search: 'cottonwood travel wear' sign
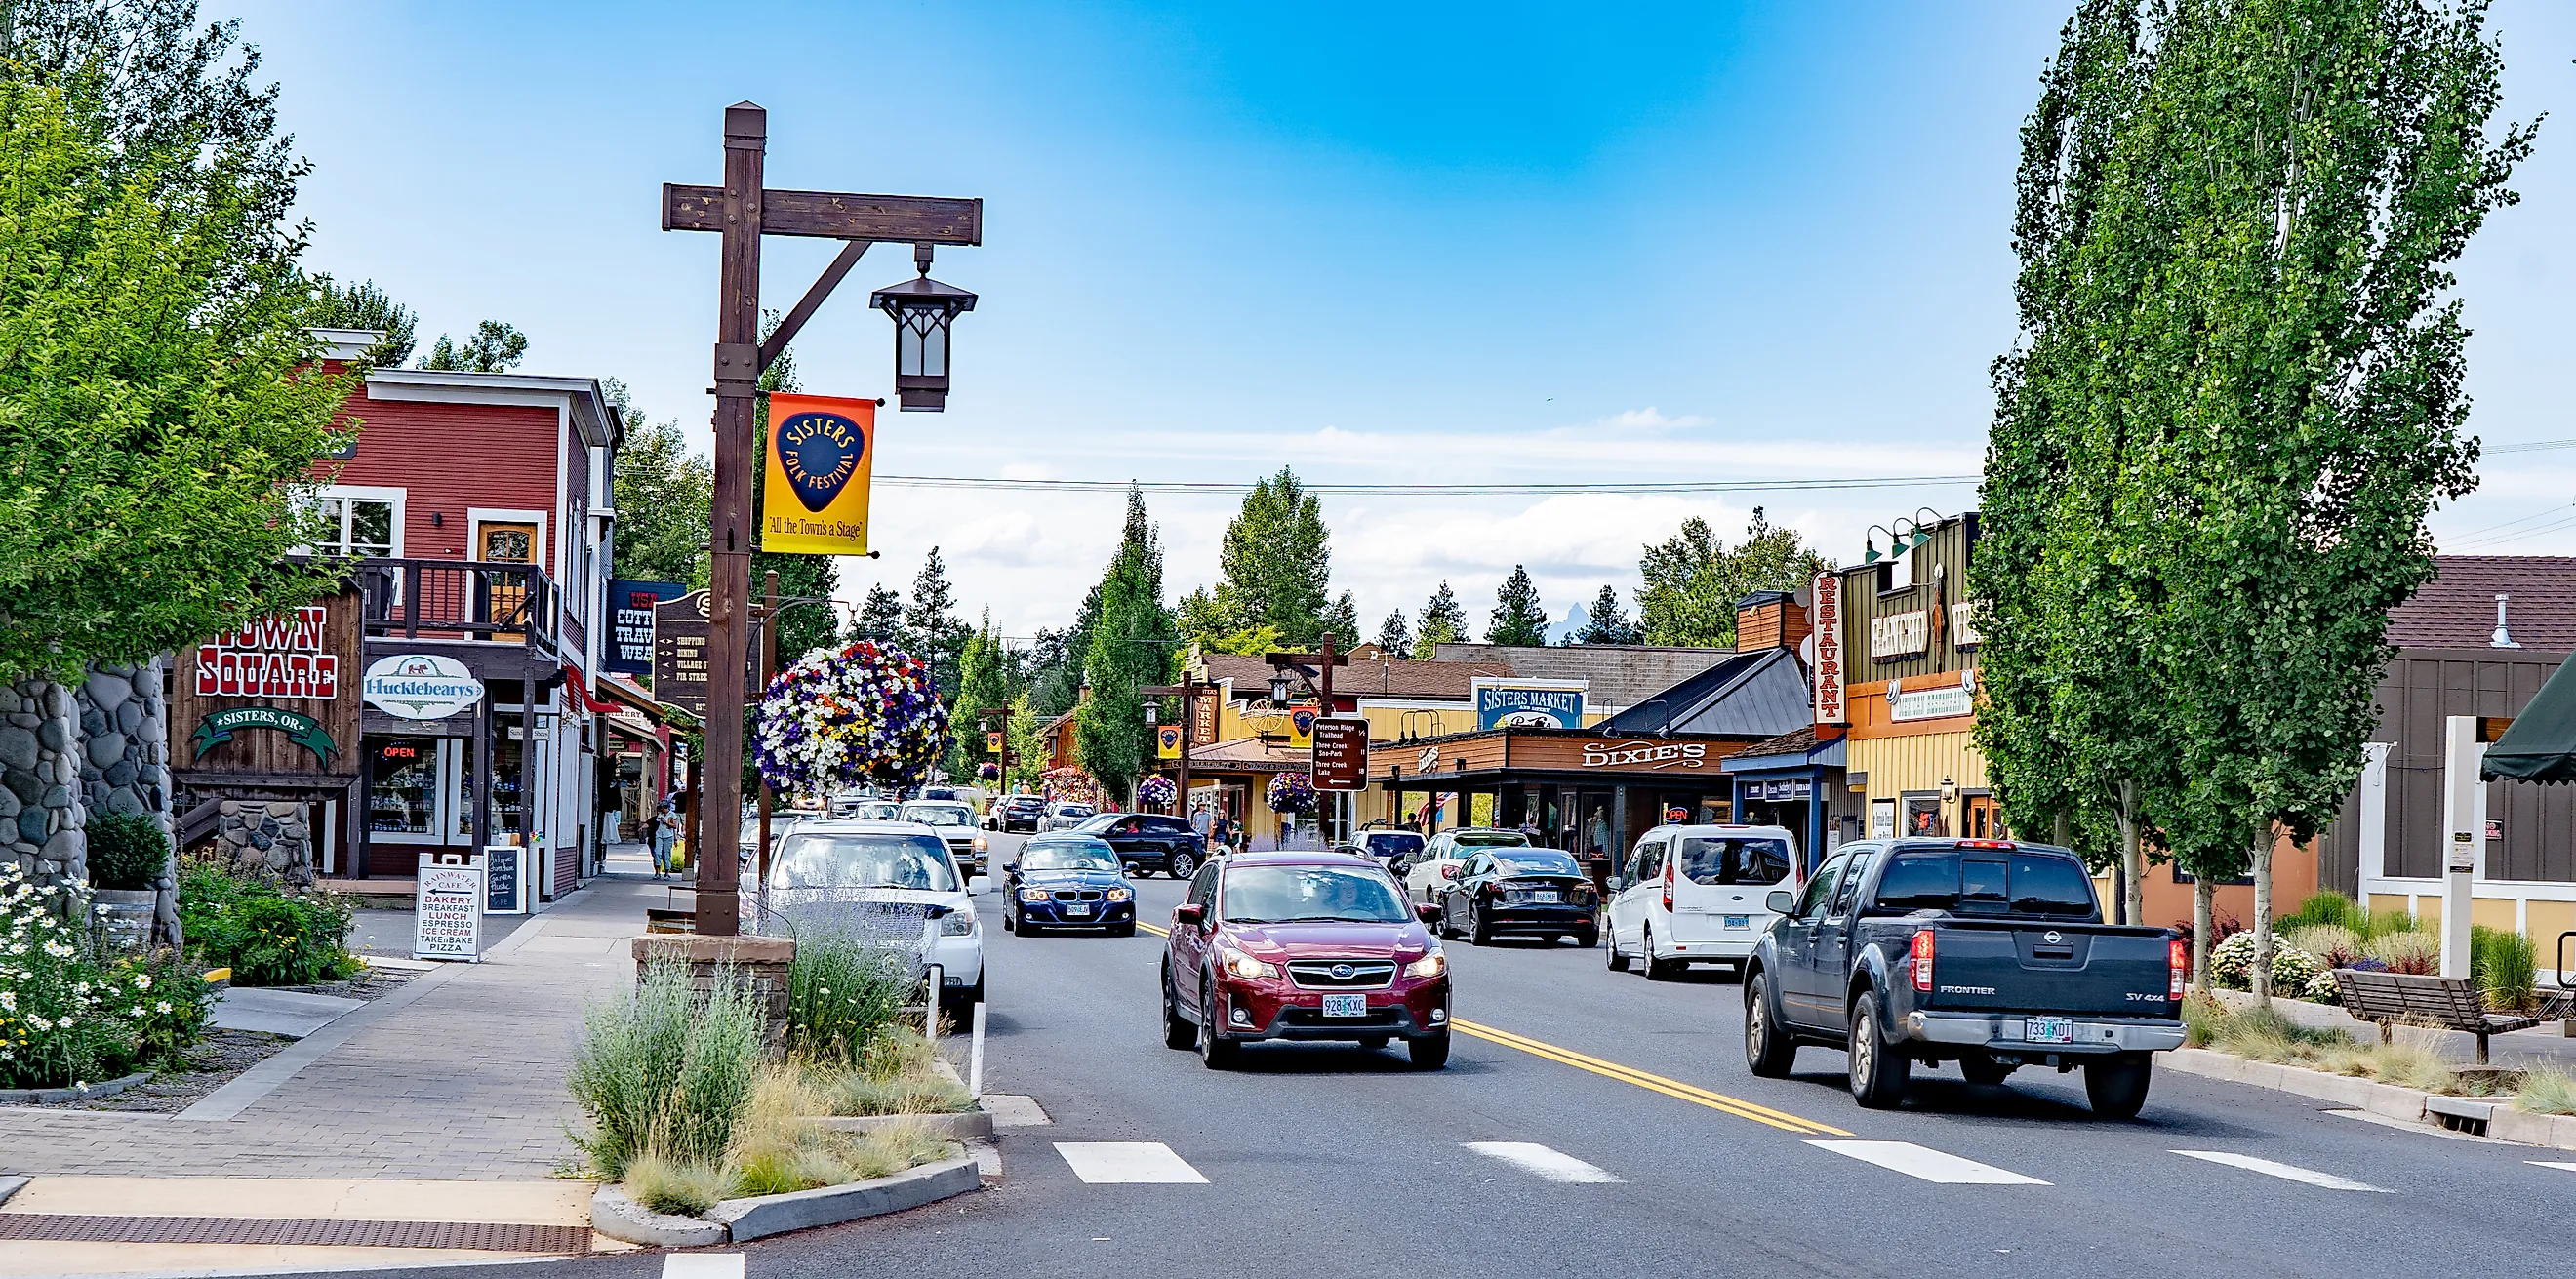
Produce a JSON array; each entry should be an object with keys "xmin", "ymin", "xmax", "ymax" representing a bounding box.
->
[{"xmin": 363, "ymin": 654, "xmax": 486, "ymax": 720}]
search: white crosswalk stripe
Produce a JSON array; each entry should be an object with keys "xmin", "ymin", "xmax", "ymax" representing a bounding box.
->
[
  {"xmin": 1464, "ymin": 1141, "xmax": 1624, "ymax": 1183},
  {"xmin": 1806, "ymin": 1139, "xmax": 2050, "ymax": 1184},
  {"xmin": 663, "ymin": 1255, "xmax": 745, "ymax": 1279},
  {"xmin": 2172, "ymin": 1150, "xmax": 2390, "ymax": 1192},
  {"xmin": 2530, "ymin": 1161, "xmax": 2576, "ymax": 1175},
  {"xmin": 1056, "ymin": 1140, "xmax": 1210, "ymax": 1183}
]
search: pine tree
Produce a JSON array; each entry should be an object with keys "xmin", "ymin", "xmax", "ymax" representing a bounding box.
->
[
  {"xmin": 905, "ymin": 547, "xmax": 971, "ymax": 701},
  {"xmin": 1412, "ymin": 581, "xmax": 1466, "ymax": 659},
  {"xmin": 1374, "ymin": 610, "xmax": 1412, "ymax": 655},
  {"xmin": 847, "ymin": 584, "xmax": 905, "ymax": 643},
  {"xmin": 1487, "ymin": 566, "xmax": 1550, "ymax": 647},
  {"xmin": 1323, "ymin": 591, "xmax": 1359, "ymax": 649},
  {"xmin": 1573, "ymin": 584, "xmax": 1643, "ymax": 645}
]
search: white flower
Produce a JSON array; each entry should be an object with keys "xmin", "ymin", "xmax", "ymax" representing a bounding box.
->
[
  {"xmin": 155, "ymin": 1001, "xmax": 172, "ymax": 1014},
  {"xmin": 134, "ymin": 975, "xmax": 150, "ymax": 991}
]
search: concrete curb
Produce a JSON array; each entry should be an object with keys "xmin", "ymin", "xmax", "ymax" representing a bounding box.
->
[
  {"xmin": 591, "ymin": 1185, "xmax": 730, "ymax": 1249},
  {"xmin": 814, "ymin": 1110, "xmax": 993, "ymax": 1141},
  {"xmin": 0, "ymin": 1174, "xmax": 25, "ymax": 1207},
  {"xmin": 2162, "ymin": 1046, "xmax": 2576, "ymax": 1146},
  {"xmin": 587, "ymin": 1150, "xmax": 983, "ymax": 1248},
  {"xmin": 0, "ymin": 1068, "xmax": 151, "ymax": 1106}
]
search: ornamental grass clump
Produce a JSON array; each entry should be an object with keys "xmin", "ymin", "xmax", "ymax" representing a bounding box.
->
[
  {"xmin": 784, "ymin": 930, "xmax": 914, "ymax": 1065},
  {"xmin": 2364, "ymin": 930, "xmax": 2440, "ymax": 977},
  {"xmin": 0, "ymin": 863, "xmax": 210, "ymax": 1088},
  {"xmin": 2515, "ymin": 1067, "xmax": 2576, "ymax": 1116},
  {"xmin": 2470, "ymin": 925, "xmax": 2538, "ymax": 1013},
  {"xmin": 567, "ymin": 960, "xmax": 763, "ymax": 1179},
  {"xmin": 805, "ymin": 1027, "xmax": 974, "ymax": 1117}
]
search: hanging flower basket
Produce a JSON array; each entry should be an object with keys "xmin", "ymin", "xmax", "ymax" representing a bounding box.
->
[
  {"xmin": 977, "ymin": 761, "xmax": 1001, "ymax": 781},
  {"xmin": 1267, "ymin": 771, "xmax": 1317, "ymax": 815},
  {"xmin": 754, "ymin": 640, "xmax": 951, "ymax": 794},
  {"xmin": 1136, "ymin": 775, "xmax": 1177, "ymax": 811},
  {"xmin": 1041, "ymin": 766, "xmax": 1107, "ymax": 811}
]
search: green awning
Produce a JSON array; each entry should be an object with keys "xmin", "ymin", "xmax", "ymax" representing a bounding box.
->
[{"xmin": 2483, "ymin": 658, "xmax": 2576, "ymax": 783}]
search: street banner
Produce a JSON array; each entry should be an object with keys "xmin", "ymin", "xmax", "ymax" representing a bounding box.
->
[
  {"xmin": 1156, "ymin": 725, "xmax": 1183, "ymax": 759},
  {"xmin": 987, "ymin": 730, "xmax": 1005, "ymax": 755},
  {"xmin": 1311, "ymin": 718, "xmax": 1369, "ymax": 791},
  {"xmin": 1287, "ymin": 701, "xmax": 1318, "ymax": 748},
  {"xmin": 761, "ymin": 393, "xmax": 877, "ymax": 555},
  {"xmin": 607, "ymin": 580, "xmax": 684, "ymax": 676}
]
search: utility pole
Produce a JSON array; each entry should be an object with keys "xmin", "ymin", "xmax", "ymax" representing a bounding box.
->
[
  {"xmin": 664, "ymin": 101, "xmax": 981, "ymax": 936},
  {"xmin": 1144, "ymin": 675, "xmax": 1221, "ymax": 828},
  {"xmin": 1264, "ymin": 634, "xmax": 1350, "ymax": 845}
]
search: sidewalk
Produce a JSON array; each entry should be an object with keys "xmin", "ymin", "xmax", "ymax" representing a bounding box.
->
[{"xmin": 2216, "ymin": 987, "xmax": 2576, "ymax": 1070}]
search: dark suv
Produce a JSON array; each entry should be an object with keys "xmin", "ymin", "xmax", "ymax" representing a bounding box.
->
[
  {"xmin": 989, "ymin": 795, "xmax": 1047, "ymax": 833},
  {"xmin": 1076, "ymin": 812, "xmax": 1207, "ymax": 880}
]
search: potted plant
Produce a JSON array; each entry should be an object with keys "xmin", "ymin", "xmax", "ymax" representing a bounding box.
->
[{"xmin": 86, "ymin": 812, "xmax": 169, "ymax": 953}]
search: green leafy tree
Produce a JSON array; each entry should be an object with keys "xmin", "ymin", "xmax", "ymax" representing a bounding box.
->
[
  {"xmin": 1374, "ymin": 609, "xmax": 1412, "ymax": 654},
  {"xmin": 608, "ymin": 410, "xmax": 710, "ymax": 589},
  {"xmin": 1573, "ymin": 584, "xmax": 1643, "ymax": 645},
  {"xmin": 950, "ymin": 613, "xmax": 1012, "ymax": 779},
  {"xmin": 1323, "ymin": 591, "xmax": 1359, "ymax": 649},
  {"xmin": 419, "ymin": 320, "xmax": 527, "ymax": 373},
  {"xmin": 1075, "ymin": 546, "xmax": 1162, "ymax": 802},
  {"xmin": 1486, "ymin": 566, "xmax": 1550, "ymax": 647},
  {"xmin": 0, "ymin": 75, "xmax": 352, "ymax": 681},
  {"xmin": 846, "ymin": 584, "xmax": 904, "ymax": 644},
  {"xmin": 1635, "ymin": 508, "xmax": 1831, "ymax": 649},
  {"xmin": 1214, "ymin": 467, "xmax": 1333, "ymax": 646},
  {"xmin": 304, "ymin": 275, "xmax": 417, "ymax": 366},
  {"xmin": 1412, "ymin": 581, "xmax": 1466, "ymax": 659}
]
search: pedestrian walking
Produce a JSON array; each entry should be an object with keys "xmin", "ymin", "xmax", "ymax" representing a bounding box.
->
[{"xmin": 651, "ymin": 802, "xmax": 679, "ymax": 879}]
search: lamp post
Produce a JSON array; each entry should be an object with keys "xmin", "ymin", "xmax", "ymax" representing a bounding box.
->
[
  {"xmin": 1143, "ymin": 676, "xmax": 1220, "ymax": 835},
  {"xmin": 663, "ymin": 101, "xmax": 983, "ymax": 936},
  {"xmin": 979, "ymin": 705, "xmax": 1012, "ymax": 798},
  {"xmin": 1266, "ymin": 634, "xmax": 1351, "ymax": 843}
]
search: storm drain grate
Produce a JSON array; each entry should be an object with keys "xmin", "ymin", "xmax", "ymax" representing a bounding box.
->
[{"xmin": 0, "ymin": 1214, "xmax": 594, "ymax": 1253}]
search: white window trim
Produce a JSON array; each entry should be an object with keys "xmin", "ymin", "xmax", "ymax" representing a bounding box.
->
[
  {"xmin": 466, "ymin": 507, "xmax": 548, "ymax": 570},
  {"xmin": 312, "ymin": 484, "xmax": 406, "ymax": 558}
]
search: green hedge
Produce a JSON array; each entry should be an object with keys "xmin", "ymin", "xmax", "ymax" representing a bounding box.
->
[{"xmin": 178, "ymin": 858, "xmax": 360, "ymax": 986}]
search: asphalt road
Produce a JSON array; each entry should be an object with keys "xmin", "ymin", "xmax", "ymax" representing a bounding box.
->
[{"xmin": 367, "ymin": 839, "xmax": 2576, "ymax": 1279}]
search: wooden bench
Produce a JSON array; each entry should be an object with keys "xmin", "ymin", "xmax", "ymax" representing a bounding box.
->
[{"xmin": 2330, "ymin": 969, "xmax": 2543, "ymax": 1063}]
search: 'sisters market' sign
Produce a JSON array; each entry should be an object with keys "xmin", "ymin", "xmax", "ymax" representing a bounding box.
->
[{"xmin": 196, "ymin": 607, "xmax": 337, "ymax": 699}]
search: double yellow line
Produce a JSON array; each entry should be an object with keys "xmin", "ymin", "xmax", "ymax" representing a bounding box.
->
[
  {"xmin": 1451, "ymin": 1019, "xmax": 1850, "ymax": 1137},
  {"xmin": 1127, "ymin": 919, "xmax": 1841, "ymax": 1135}
]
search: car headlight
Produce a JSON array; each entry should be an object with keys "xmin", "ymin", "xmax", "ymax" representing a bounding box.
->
[
  {"xmin": 1403, "ymin": 951, "xmax": 1447, "ymax": 979},
  {"xmin": 940, "ymin": 910, "xmax": 978, "ymax": 936},
  {"xmin": 1106, "ymin": 887, "xmax": 1132, "ymax": 901},
  {"xmin": 1221, "ymin": 947, "xmax": 1275, "ymax": 979},
  {"xmin": 972, "ymin": 836, "xmax": 988, "ymax": 851},
  {"xmin": 1018, "ymin": 887, "xmax": 1050, "ymax": 902}
]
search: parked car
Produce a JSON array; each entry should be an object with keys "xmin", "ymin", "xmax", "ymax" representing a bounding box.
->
[
  {"xmin": 738, "ymin": 814, "xmax": 805, "ymax": 868},
  {"xmin": 1393, "ymin": 828, "xmax": 1532, "ymax": 904},
  {"xmin": 850, "ymin": 799, "xmax": 903, "ymax": 821},
  {"xmin": 986, "ymin": 794, "xmax": 1048, "ymax": 833},
  {"xmin": 1158, "ymin": 852, "xmax": 1451, "ymax": 1069},
  {"xmin": 1075, "ymin": 811, "xmax": 1207, "ymax": 880},
  {"xmin": 900, "ymin": 801, "xmax": 988, "ymax": 876},
  {"xmin": 1001, "ymin": 834, "xmax": 1136, "ymax": 936},
  {"xmin": 1436, "ymin": 846, "xmax": 1598, "ymax": 947},
  {"xmin": 1334, "ymin": 829, "xmax": 1425, "ymax": 865},
  {"xmin": 753, "ymin": 819, "xmax": 989, "ymax": 1018},
  {"xmin": 1606, "ymin": 823, "xmax": 1799, "ymax": 979},
  {"xmin": 1043, "ymin": 802, "xmax": 1096, "ymax": 831},
  {"xmin": 1743, "ymin": 837, "xmax": 2187, "ymax": 1115}
]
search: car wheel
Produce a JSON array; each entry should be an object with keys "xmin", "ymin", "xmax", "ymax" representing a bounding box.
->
[
  {"xmin": 1574, "ymin": 928, "xmax": 1599, "ymax": 949},
  {"xmin": 1960, "ymin": 1053, "xmax": 2014, "ymax": 1087},
  {"xmin": 1606, "ymin": 930, "xmax": 1630, "ymax": 971},
  {"xmin": 2083, "ymin": 1053, "xmax": 2153, "ymax": 1118},
  {"xmin": 1434, "ymin": 897, "xmax": 1458, "ymax": 941},
  {"xmin": 1198, "ymin": 978, "xmax": 1238, "ymax": 1069},
  {"xmin": 1469, "ymin": 899, "xmax": 1494, "ymax": 947},
  {"xmin": 1745, "ymin": 972, "xmax": 1797, "ymax": 1078},
  {"xmin": 1642, "ymin": 926, "xmax": 1677, "ymax": 980},
  {"xmin": 1847, "ymin": 990, "xmax": 1910, "ymax": 1109},
  {"xmin": 1169, "ymin": 850, "xmax": 1198, "ymax": 881},
  {"xmin": 1408, "ymin": 1032, "xmax": 1451, "ymax": 1070},
  {"xmin": 1161, "ymin": 964, "xmax": 1195, "ymax": 1050}
]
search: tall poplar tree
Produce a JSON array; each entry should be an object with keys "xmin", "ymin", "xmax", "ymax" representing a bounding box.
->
[{"xmin": 1214, "ymin": 467, "xmax": 1333, "ymax": 646}]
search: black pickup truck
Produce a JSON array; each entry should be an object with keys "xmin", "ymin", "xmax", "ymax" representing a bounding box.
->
[{"xmin": 1743, "ymin": 838, "xmax": 2186, "ymax": 1117}]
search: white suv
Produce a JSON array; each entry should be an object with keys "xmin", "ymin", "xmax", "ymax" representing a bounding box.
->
[{"xmin": 1605, "ymin": 824, "xmax": 1798, "ymax": 979}]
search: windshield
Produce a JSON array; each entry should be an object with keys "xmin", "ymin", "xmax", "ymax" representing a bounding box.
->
[
  {"xmin": 1363, "ymin": 833, "xmax": 1425, "ymax": 858},
  {"xmin": 1221, "ymin": 865, "xmax": 1412, "ymax": 924},
  {"xmin": 769, "ymin": 833, "xmax": 959, "ymax": 892},
  {"xmin": 1074, "ymin": 813, "xmax": 1121, "ymax": 833},
  {"xmin": 1496, "ymin": 851, "xmax": 1584, "ymax": 876},
  {"xmin": 1871, "ymin": 851, "xmax": 2096, "ymax": 917},
  {"xmin": 1018, "ymin": 838, "xmax": 1120, "ymax": 873},
  {"xmin": 1676, "ymin": 836, "xmax": 1793, "ymax": 886},
  {"xmin": 1454, "ymin": 831, "xmax": 1530, "ymax": 849},
  {"xmin": 903, "ymin": 805, "xmax": 973, "ymax": 827}
]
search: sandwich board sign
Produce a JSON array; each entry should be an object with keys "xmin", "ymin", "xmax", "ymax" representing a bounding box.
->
[{"xmin": 413, "ymin": 851, "xmax": 485, "ymax": 962}]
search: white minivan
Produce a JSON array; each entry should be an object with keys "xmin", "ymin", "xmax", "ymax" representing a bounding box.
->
[{"xmin": 1604, "ymin": 824, "xmax": 1798, "ymax": 979}]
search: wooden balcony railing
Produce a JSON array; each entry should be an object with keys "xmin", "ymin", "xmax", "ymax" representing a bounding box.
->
[{"xmin": 358, "ymin": 558, "xmax": 560, "ymax": 655}]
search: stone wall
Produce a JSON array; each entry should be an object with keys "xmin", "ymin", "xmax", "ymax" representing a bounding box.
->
[
  {"xmin": 1, "ymin": 677, "xmax": 87, "ymax": 901},
  {"xmin": 205, "ymin": 799, "xmax": 315, "ymax": 890},
  {"xmin": 74, "ymin": 658, "xmax": 176, "ymax": 939}
]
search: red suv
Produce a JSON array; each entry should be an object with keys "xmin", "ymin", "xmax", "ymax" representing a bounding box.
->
[{"xmin": 1160, "ymin": 852, "xmax": 1452, "ymax": 1069}]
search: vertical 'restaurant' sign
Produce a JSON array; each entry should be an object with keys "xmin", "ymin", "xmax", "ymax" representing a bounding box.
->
[{"xmin": 1811, "ymin": 572, "xmax": 1845, "ymax": 725}]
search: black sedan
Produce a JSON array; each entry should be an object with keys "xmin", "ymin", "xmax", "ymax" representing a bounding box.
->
[
  {"xmin": 1074, "ymin": 812, "xmax": 1206, "ymax": 880},
  {"xmin": 1435, "ymin": 847, "xmax": 1598, "ymax": 947},
  {"xmin": 986, "ymin": 795, "xmax": 1048, "ymax": 832}
]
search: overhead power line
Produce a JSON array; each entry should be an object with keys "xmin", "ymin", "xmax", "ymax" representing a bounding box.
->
[
  {"xmin": 870, "ymin": 473, "xmax": 1982, "ymax": 496},
  {"xmin": 2486, "ymin": 440, "xmax": 2576, "ymax": 454}
]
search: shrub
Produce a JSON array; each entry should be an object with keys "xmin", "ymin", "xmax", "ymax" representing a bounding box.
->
[
  {"xmin": 2470, "ymin": 925, "xmax": 2539, "ymax": 1012},
  {"xmin": 0, "ymin": 863, "xmax": 211, "ymax": 1088},
  {"xmin": 2365, "ymin": 930, "xmax": 2439, "ymax": 976},
  {"xmin": 2284, "ymin": 924, "xmax": 2365, "ymax": 970},
  {"xmin": 2516, "ymin": 1067, "xmax": 2576, "ymax": 1116},
  {"xmin": 784, "ymin": 931, "xmax": 915, "ymax": 1064},
  {"xmin": 85, "ymin": 814, "xmax": 169, "ymax": 893},
  {"xmin": 2207, "ymin": 932, "xmax": 2322, "ymax": 992},
  {"xmin": 2283, "ymin": 892, "xmax": 2361, "ymax": 932},
  {"xmin": 178, "ymin": 857, "xmax": 358, "ymax": 986},
  {"xmin": 568, "ymin": 959, "xmax": 764, "ymax": 1179},
  {"xmin": 2303, "ymin": 969, "xmax": 2344, "ymax": 1006}
]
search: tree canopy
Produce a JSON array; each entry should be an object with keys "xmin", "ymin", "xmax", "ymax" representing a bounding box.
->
[
  {"xmin": 1487, "ymin": 566, "xmax": 1550, "ymax": 647},
  {"xmin": 1211, "ymin": 467, "xmax": 1333, "ymax": 646},
  {"xmin": 305, "ymin": 275, "xmax": 417, "ymax": 366},
  {"xmin": 1635, "ymin": 509, "xmax": 1831, "ymax": 649},
  {"xmin": 1573, "ymin": 584, "xmax": 1643, "ymax": 645},
  {"xmin": 1412, "ymin": 580, "xmax": 1466, "ymax": 659},
  {"xmin": 420, "ymin": 320, "xmax": 528, "ymax": 373}
]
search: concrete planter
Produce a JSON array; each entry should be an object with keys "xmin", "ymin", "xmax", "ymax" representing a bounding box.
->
[
  {"xmin": 815, "ymin": 1109, "xmax": 994, "ymax": 1141},
  {"xmin": 588, "ymin": 1149, "xmax": 982, "ymax": 1248},
  {"xmin": 0, "ymin": 1068, "xmax": 151, "ymax": 1106},
  {"xmin": 2164, "ymin": 1046, "xmax": 2576, "ymax": 1145}
]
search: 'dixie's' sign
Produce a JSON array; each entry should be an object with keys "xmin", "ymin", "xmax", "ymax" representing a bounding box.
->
[{"xmin": 196, "ymin": 606, "xmax": 337, "ymax": 699}]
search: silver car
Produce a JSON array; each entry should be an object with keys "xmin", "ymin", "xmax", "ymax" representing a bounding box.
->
[
  {"xmin": 749, "ymin": 819, "xmax": 989, "ymax": 1017},
  {"xmin": 1043, "ymin": 802, "xmax": 1096, "ymax": 831}
]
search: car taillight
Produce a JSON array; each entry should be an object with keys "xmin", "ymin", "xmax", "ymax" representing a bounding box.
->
[
  {"xmin": 1440, "ymin": 865, "xmax": 1460, "ymax": 880},
  {"xmin": 2169, "ymin": 938, "xmax": 2188, "ymax": 1001},
  {"xmin": 1662, "ymin": 859, "xmax": 1674, "ymax": 913},
  {"xmin": 1911, "ymin": 928, "xmax": 1935, "ymax": 992}
]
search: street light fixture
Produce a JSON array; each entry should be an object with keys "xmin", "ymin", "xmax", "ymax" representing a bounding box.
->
[
  {"xmin": 1269, "ymin": 670, "xmax": 1294, "ymax": 706},
  {"xmin": 870, "ymin": 242, "xmax": 978, "ymax": 412}
]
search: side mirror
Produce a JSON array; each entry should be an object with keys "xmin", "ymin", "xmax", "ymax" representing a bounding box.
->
[
  {"xmin": 967, "ymin": 875, "xmax": 992, "ymax": 896},
  {"xmin": 1416, "ymin": 903, "xmax": 1441, "ymax": 925},
  {"xmin": 1766, "ymin": 890, "xmax": 1797, "ymax": 914},
  {"xmin": 1174, "ymin": 903, "xmax": 1206, "ymax": 930},
  {"xmin": 1608, "ymin": 876, "xmax": 1629, "ymax": 892}
]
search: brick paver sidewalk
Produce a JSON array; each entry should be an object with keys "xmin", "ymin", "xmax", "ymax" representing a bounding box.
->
[{"xmin": 0, "ymin": 870, "xmax": 665, "ymax": 1179}]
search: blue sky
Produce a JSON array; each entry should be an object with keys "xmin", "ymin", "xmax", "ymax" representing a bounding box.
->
[{"xmin": 235, "ymin": 1, "xmax": 2576, "ymax": 640}]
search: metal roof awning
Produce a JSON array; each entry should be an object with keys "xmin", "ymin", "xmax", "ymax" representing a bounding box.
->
[{"xmin": 2483, "ymin": 659, "xmax": 2576, "ymax": 783}]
